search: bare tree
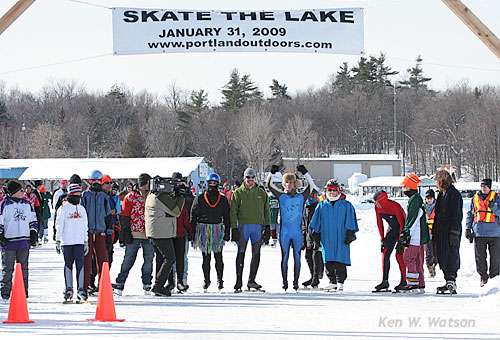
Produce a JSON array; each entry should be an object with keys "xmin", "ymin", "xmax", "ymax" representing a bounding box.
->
[{"xmin": 278, "ymin": 114, "xmax": 318, "ymax": 162}]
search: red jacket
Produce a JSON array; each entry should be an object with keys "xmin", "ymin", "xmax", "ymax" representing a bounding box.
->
[
  {"xmin": 176, "ymin": 204, "xmax": 192, "ymax": 238},
  {"xmin": 374, "ymin": 191, "xmax": 406, "ymax": 238}
]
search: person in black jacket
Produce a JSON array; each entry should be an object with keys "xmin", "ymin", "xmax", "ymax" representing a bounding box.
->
[
  {"xmin": 301, "ymin": 189, "xmax": 324, "ymax": 288},
  {"xmin": 433, "ymin": 170, "xmax": 463, "ymax": 294},
  {"xmin": 190, "ymin": 173, "xmax": 232, "ymax": 291}
]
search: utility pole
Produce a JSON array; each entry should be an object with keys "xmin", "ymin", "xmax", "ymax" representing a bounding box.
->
[
  {"xmin": 0, "ymin": 0, "xmax": 37, "ymax": 37},
  {"xmin": 442, "ymin": 0, "xmax": 500, "ymax": 59}
]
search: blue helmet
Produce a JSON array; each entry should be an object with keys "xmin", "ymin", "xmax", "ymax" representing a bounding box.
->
[
  {"xmin": 206, "ymin": 173, "xmax": 220, "ymax": 183},
  {"xmin": 89, "ymin": 170, "xmax": 103, "ymax": 180}
]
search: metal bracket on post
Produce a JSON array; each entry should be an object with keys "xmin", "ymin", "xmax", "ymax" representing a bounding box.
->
[{"xmin": 0, "ymin": 0, "xmax": 37, "ymax": 37}]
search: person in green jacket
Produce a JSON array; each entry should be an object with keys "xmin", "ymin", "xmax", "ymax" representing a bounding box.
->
[
  {"xmin": 230, "ymin": 168, "xmax": 271, "ymax": 292},
  {"xmin": 40, "ymin": 186, "xmax": 52, "ymax": 244},
  {"xmin": 398, "ymin": 174, "xmax": 430, "ymax": 292}
]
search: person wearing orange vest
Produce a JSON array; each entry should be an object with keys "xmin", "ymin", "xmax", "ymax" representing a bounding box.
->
[
  {"xmin": 465, "ymin": 178, "xmax": 500, "ymax": 287},
  {"xmin": 424, "ymin": 189, "xmax": 438, "ymax": 278}
]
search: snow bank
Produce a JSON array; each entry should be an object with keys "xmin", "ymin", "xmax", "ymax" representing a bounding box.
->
[{"xmin": 348, "ymin": 172, "xmax": 368, "ymax": 194}]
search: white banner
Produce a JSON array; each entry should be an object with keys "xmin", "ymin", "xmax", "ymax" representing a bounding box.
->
[{"xmin": 112, "ymin": 8, "xmax": 364, "ymax": 55}]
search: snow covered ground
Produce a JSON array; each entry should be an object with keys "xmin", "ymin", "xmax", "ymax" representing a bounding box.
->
[{"xmin": 1, "ymin": 196, "xmax": 499, "ymax": 339}]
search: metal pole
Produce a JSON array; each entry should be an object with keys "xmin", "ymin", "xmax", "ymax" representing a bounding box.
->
[
  {"xmin": 87, "ymin": 135, "xmax": 90, "ymax": 158},
  {"xmin": 393, "ymin": 85, "xmax": 397, "ymax": 152}
]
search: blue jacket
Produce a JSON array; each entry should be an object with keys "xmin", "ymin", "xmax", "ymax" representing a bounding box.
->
[
  {"xmin": 309, "ymin": 199, "xmax": 359, "ymax": 265},
  {"xmin": 81, "ymin": 188, "xmax": 112, "ymax": 234},
  {"xmin": 465, "ymin": 191, "xmax": 500, "ymax": 238}
]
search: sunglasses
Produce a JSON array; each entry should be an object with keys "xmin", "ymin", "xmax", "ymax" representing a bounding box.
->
[
  {"xmin": 207, "ymin": 181, "xmax": 218, "ymax": 185},
  {"xmin": 245, "ymin": 176, "xmax": 255, "ymax": 179},
  {"xmin": 327, "ymin": 188, "xmax": 338, "ymax": 192},
  {"xmin": 103, "ymin": 181, "xmax": 112, "ymax": 185}
]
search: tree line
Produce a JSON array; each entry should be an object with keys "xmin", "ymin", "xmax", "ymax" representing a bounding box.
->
[{"xmin": 0, "ymin": 53, "xmax": 499, "ymax": 183}]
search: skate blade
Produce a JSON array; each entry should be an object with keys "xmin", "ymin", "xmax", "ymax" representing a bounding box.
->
[
  {"xmin": 246, "ymin": 288, "xmax": 266, "ymax": 293},
  {"xmin": 372, "ymin": 289, "xmax": 391, "ymax": 293},
  {"xmin": 62, "ymin": 300, "xmax": 73, "ymax": 304},
  {"xmin": 76, "ymin": 300, "xmax": 90, "ymax": 304}
]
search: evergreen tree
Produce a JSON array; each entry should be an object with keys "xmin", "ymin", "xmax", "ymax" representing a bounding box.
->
[
  {"xmin": 221, "ymin": 69, "xmax": 262, "ymax": 112},
  {"xmin": 122, "ymin": 125, "xmax": 148, "ymax": 158},
  {"xmin": 187, "ymin": 89, "xmax": 209, "ymax": 114},
  {"xmin": 400, "ymin": 55, "xmax": 432, "ymax": 91},
  {"xmin": 269, "ymin": 79, "xmax": 291, "ymax": 100}
]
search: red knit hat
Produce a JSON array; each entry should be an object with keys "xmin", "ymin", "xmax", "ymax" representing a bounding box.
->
[{"xmin": 401, "ymin": 173, "xmax": 421, "ymax": 190}]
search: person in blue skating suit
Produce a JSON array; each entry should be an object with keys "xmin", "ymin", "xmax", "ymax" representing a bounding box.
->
[
  {"xmin": 266, "ymin": 164, "xmax": 319, "ymax": 291},
  {"xmin": 309, "ymin": 179, "xmax": 359, "ymax": 292}
]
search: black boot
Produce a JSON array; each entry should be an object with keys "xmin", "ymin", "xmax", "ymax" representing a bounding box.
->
[
  {"xmin": 310, "ymin": 276, "xmax": 320, "ymax": 288},
  {"xmin": 302, "ymin": 278, "xmax": 313, "ymax": 287},
  {"xmin": 247, "ymin": 280, "xmax": 262, "ymax": 290},
  {"xmin": 292, "ymin": 280, "xmax": 299, "ymax": 291},
  {"xmin": 203, "ymin": 280, "xmax": 211, "ymax": 290},
  {"xmin": 282, "ymin": 281, "xmax": 288, "ymax": 291},
  {"xmin": 374, "ymin": 280, "xmax": 390, "ymax": 291},
  {"xmin": 217, "ymin": 280, "xmax": 224, "ymax": 290},
  {"xmin": 152, "ymin": 285, "xmax": 171, "ymax": 297}
]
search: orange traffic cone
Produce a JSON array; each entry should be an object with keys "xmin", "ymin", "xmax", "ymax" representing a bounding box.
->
[
  {"xmin": 87, "ymin": 262, "xmax": 124, "ymax": 322},
  {"xmin": 3, "ymin": 263, "xmax": 34, "ymax": 323}
]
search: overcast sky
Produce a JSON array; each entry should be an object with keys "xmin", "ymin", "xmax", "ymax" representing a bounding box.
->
[{"xmin": 1, "ymin": 0, "xmax": 499, "ymax": 104}]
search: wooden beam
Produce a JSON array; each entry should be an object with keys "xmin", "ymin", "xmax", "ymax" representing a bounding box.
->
[
  {"xmin": 0, "ymin": 0, "xmax": 37, "ymax": 37},
  {"xmin": 442, "ymin": 0, "xmax": 500, "ymax": 59}
]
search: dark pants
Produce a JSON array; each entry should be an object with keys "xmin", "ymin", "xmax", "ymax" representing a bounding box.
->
[
  {"xmin": 424, "ymin": 242, "xmax": 438, "ymax": 267},
  {"xmin": 62, "ymin": 244, "xmax": 84, "ymax": 291},
  {"xmin": 236, "ymin": 224, "xmax": 262, "ymax": 285},
  {"xmin": 168, "ymin": 237, "xmax": 186, "ymax": 285},
  {"xmin": 151, "ymin": 238, "xmax": 176, "ymax": 288},
  {"xmin": 474, "ymin": 237, "xmax": 500, "ymax": 281},
  {"xmin": 382, "ymin": 226, "xmax": 406, "ymax": 281},
  {"xmin": 304, "ymin": 248, "xmax": 324, "ymax": 279},
  {"xmin": 84, "ymin": 232, "xmax": 109, "ymax": 290},
  {"xmin": 1, "ymin": 250, "xmax": 29, "ymax": 298},
  {"xmin": 202, "ymin": 251, "xmax": 224, "ymax": 284},
  {"xmin": 325, "ymin": 261, "xmax": 347, "ymax": 284}
]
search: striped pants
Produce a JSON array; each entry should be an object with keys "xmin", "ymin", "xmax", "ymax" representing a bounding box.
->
[{"xmin": 404, "ymin": 245, "xmax": 425, "ymax": 286}]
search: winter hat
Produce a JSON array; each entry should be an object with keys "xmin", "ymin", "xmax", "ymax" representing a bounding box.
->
[
  {"xmin": 69, "ymin": 174, "xmax": 82, "ymax": 184},
  {"xmin": 138, "ymin": 173, "xmax": 151, "ymax": 187},
  {"xmin": 223, "ymin": 182, "xmax": 230, "ymax": 187},
  {"xmin": 172, "ymin": 172, "xmax": 183, "ymax": 181},
  {"xmin": 282, "ymin": 173, "xmax": 301, "ymax": 189},
  {"xmin": 60, "ymin": 179, "xmax": 68, "ymax": 185},
  {"xmin": 68, "ymin": 184, "xmax": 82, "ymax": 196},
  {"xmin": 6, "ymin": 180, "xmax": 22, "ymax": 196},
  {"xmin": 425, "ymin": 189, "xmax": 435, "ymax": 199},
  {"xmin": 401, "ymin": 173, "xmax": 421, "ymax": 190},
  {"xmin": 481, "ymin": 178, "xmax": 492, "ymax": 189},
  {"xmin": 112, "ymin": 183, "xmax": 119, "ymax": 191},
  {"xmin": 40, "ymin": 185, "xmax": 46, "ymax": 194},
  {"xmin": 373, "ymin": 190, "xmax": 386, "ymax": 201},
  {"xmin": 244, "ymin": 168, "xmax": 256, "ymax": 178},
  {"xmin": 101, "ymin": 174, "xmax": 112, "ymax": 184},
  {"xmin": 34, "ymin": 180, "xmax": 43, "ymax": 188}
]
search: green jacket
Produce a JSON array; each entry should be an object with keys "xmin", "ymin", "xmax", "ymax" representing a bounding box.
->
[
  {"xmin": 404, "ymin": 193, "xmax": 430, "ymax": 245},
  {"xmin": 41, "ymin": 192, "xmax": 52, "ymax": 220},
  {"xmin": 230, "ymin": 182, "xmax": 271, "ymax": 229}
]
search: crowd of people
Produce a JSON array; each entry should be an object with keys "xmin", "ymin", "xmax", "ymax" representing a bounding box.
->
[{"xmin": 0, "ymin": 166, "xmax": 498, "ymax": 301}]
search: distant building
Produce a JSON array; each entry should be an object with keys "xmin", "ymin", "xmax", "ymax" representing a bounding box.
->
[{"xmin": 282, "ymin": 154, "xmax": 401, "ymax": 189}]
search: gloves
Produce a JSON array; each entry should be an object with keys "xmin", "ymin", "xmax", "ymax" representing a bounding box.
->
[
  {"xmin": 0, "ymin": 233, "xmax": 9, "ymax": 247},
  {"xmin": 270, "ymin": 165, "xmax": 279, "ymax": 174},
  {"xmin": 344, "ymin": 230, "xmax": 355, "ymax": 245},
  {"xmin": 30, "ymin": 230, "xmax": 38, "ymax": 247},
  {"xmin": 223, "ymin": 226, "xmax": 231, "ymax": 242},
  {"xmin": 262, "ymin": 225, "xmax": 271, "ymax": 243},
  {"xmin": 296, "ymin": 165, "xmax": 308, "ymax": 175},
  {"xmin": 449, "ymin": 230, "xmax": 461, "ymax": 246},
  {"xmin": 465, "ymin": 229, "xmax": 474, "ymax": 243},
  {"xmin": 106, "ymin": 234, "xmax": 113, "ymax": 250},
  {"xmin": 84, "ymin": 241, "xmax": 89, "ymax": 256},
  {"xmin": 380, "ymin": 238, "xmax": 386, "ymax": 253},
  {"xmin": 187, "ymin": 229, "xmax": 195, "ymax": 242},
  {"xmin": 396, "ymin": 241, "xmax": 405, "ymax": 255},
  {"xmin": 488, "ymin": 200, "xmax": 495, "ymax": 209},
  {"xmin": 119, "ymin": 216, "xmax": 133, "ymax": 245},
  {"xmin": 113, "ymin": 230, "xmax": 120, "ymax": 244},
  {"xmin": 400, "ymin": 230, "xmax": 410, "ymax": 247},
  {"xmin": 56, "ymin": 241, "xmax": 61, "ymax": 254},
  {"xmin": 231, "ymin": 228, "xmax": 240, "ymax": 242},
  {"xmin": 312, "ymin": 232, "xmax": 321, "ymax": 250}
]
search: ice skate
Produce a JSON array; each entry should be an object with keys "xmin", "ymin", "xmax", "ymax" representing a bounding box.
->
[
  {"xmin": 203, "ymin": 280, "xmax": 210, "ymax": 293},
  {"xmin": 392, "ymin": 279, "xmax": 407, "ymax": 293},
  {"xmin": 310, "ymin": 276, "xmax": 320, "ymax": 289},
  {"xmin": 217, "ymin": 280, "xmax": 223, "ymax": 291},
  {"xmin": 143, "ymin": 284, "xmax": 152, "ymax": 295},
  {"xmin": 63, "ymin": 288, "xmax": 73, "ymax": 303},
  {"xmin": 247, "ymin": 280, "xmax": 265, "ymax": 292},
  {"xmin": 112, "ymin": 283, "xmax": 124, "ymax": 296},
  {"xmin": 76, "ymin": 289, "xmax": 89, "ymax": 304},
  {"xmin": 302, "ymin": 278, "xmax": 313, "ymax": 287},
  {"xmin": 324, "ymin": 282, "xmax": 337, "ymax": 292},
  {"xmin": 282, "ymin": 281, "xmax": 288, "ymax": 291},
  {"xmin": 373, "ymin": 280, "xmax": 390, "ymax": 293},
  {"xmin": 151, "ymin": 285, "xmax": 171, "ymax": 297},
  {"xmin": 293, "ymin": 281, "xmax": 299, "ymax": 292},
  {"xmin": 177, "ymin": 282, "xmax": 188, "ymax": 292}
]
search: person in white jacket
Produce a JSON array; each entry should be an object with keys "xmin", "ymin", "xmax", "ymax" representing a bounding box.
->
[{"xmin": 55, "ymin": 184, "xmax": 88, "ymax": 302}]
